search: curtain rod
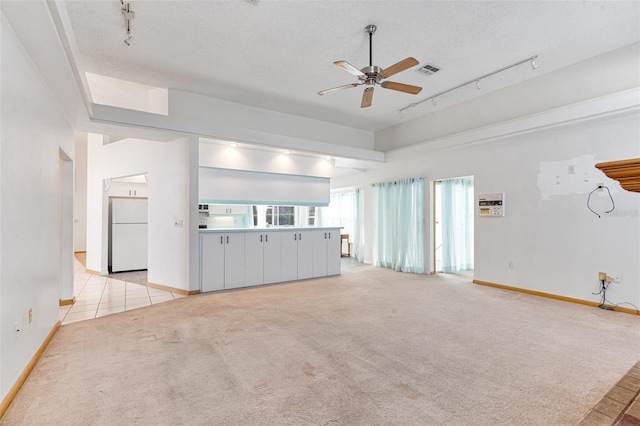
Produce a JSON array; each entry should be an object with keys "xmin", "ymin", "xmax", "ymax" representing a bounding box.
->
[
  {"xmin": 398, "ymin": 55, "xmax": 538, "ymax": 115},
  {"xmin": 370, "ymin": 177, "xmax": 424, "ymax": 187}
]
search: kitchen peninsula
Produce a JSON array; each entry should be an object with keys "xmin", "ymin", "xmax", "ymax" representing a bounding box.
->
[{"xmin": 199, "ymin": 227, "xmax": 342, "ymax": 292}]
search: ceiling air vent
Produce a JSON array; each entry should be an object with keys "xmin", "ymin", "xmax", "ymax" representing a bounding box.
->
[{"xmin": 418, "ymin": 64, "xmax": 440, "ymax": 75}]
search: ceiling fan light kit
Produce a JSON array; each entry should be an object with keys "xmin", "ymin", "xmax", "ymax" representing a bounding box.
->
[{"xmin": 318, "ymin": 24, "xmax": 423, "ymax": 108}]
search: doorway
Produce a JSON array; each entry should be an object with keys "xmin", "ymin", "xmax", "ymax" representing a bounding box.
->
[
  {"xmin": 59, "ymin": 149, "xmax": 74, "ymax": 303},
  {"xmin": 433, "ymin": 176, "xmax": 474, "ymax": 274},
  {"xmin": 106, "ymin": 173, "xmax": 149, "ymax": 281}
]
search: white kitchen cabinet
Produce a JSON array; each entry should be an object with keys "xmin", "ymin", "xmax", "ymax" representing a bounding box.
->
[
  {"xmin": 208, "ymin": 205, "xmax": 248, "ymax": 215},
  {"xmin": 281, "ymin": 231, "xmax": 313, "ymax": 282},
  {"xmin": 263, "ymin": 232, "xmax": 282, "ymax": 284},
  {"xmin": 200, "ymin": 232, "xmax": 245, "ymax": 291},
  {"xmin": 109, "ymin": 182, "xmax": 148, "ymax": 198},
  {"xmin": 281, "ymin": 232, "xmax": 298, "ymax": 282},
  {"xmin": 201, "ymin": 228, "xmax": 339, "ymax": 293},
  {"xmin": 209, "ymin": 205, "xmax": 230, "ymax": 215},
  {"xmin": 200, "ymin": 233, "xmax": 225, "ymax": 292},
  {"xmin": 246, "ymin": 232, "xmax": 282, "ymax": 286},
  {"xmin": 223, "ymin": 233, "xmax": 245, "ymax": 289},
  {"xmin": 312, "ymin": 229, "xmax": 341, "ymax": 278},
  {"xmin": 327, "ymin": 230, "xmax": 341, "ymax": 276},
  {"xmin": 298, "ymin": 231, "xmax": 314, "ymax": 279}
]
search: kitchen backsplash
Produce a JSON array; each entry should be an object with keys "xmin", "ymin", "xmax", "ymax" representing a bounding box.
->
[{"xmin": 199, "ymin": 213, "xmax": 248, "ymax": 229}]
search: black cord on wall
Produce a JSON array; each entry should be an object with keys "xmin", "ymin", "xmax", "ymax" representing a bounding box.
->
[{"xmin": 586, "ymin": 185, "xmax": 615, "ymax": 218}]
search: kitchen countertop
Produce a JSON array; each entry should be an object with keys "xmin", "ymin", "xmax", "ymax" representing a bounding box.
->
[{"xmin": 199, "ymin": 226, "xmax": 342, "ymax": 233}]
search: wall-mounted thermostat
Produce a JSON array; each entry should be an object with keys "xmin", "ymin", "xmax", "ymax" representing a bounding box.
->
[{"xmin": 478, "ymin": 193, "xmax": 505, "ymax": 217}]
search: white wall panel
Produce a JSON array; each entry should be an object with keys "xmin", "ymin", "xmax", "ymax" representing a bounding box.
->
[
  {"xmin": 0, "ymin": 13, "xmax": 74, "ymax": 402},
  {"xmin": 199, "ymin": 167, "xmax": 330, "ymax": 206}
]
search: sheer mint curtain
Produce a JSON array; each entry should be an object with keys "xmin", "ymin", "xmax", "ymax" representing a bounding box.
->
[
  {"xmin": 317, "ymin": 188, "xmax": 364, "ymax": 260},
  {"xmin": 372, "ymin": 178, "xmax": 425, "ymax": 274},
  {"xmin": 441, "ymin": 177, "xmax": 474, "ymax": 273}
]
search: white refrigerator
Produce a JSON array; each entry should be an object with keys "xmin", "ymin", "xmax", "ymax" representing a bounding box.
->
[{"xmin": 110, "ymin": 198, "xmax": 148, "ymax": 272}]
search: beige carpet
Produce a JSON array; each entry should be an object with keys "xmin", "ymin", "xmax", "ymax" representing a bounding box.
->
[{"xmin": 3, "ymin": 266, "xmax": 639, "ymax": 425}]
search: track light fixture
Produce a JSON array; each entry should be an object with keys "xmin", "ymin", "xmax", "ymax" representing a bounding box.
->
[
  {"xmin": 121, "ymin": 0, "xmax": 135, "ymax": 46},
  {"xmin": 399, "ymin": 55, "xmax": 539, "ymax": 114},
  {"xmin": 124, "ymin": 29, "xmax": 132, "ymax": 46}
]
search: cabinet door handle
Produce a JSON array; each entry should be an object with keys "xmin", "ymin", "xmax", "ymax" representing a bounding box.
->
[
  {"xmin": 328, "ymin": 232, "xmax": 331, "ymax": 238},
  {"xmin": 299, "ymin": 233, "xmax": 302, "ymax": 240},
  {"xmin": 294, "ymin": 234, "xmax": 297, "ymax": 241},
  {"xmin": 260, "ymin": 235, "xmax": 263, "ymax": 242},
  {"xmin": 129, "ymin": 190, "xmax": 132, "ymax": 196},
  {"xmin": 226, "ymin": 236, "xmax": 229, "ymax": 244},
  {"xmin": 265, "ymin": 235, "xmax": 268, "ymax": 242},
  {"xmin": 220, "ymin": 236, "xmax": 223, "ymax": 244},
  {"xmin": 324, "ymin": 232, "xmax": 327, "ymax": 239},
  {"xmin": 134, "ymin": 190, "xmax": 136, "ymax": 196}
]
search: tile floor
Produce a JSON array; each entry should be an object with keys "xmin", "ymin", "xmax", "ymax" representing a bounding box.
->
[
  {"xmin": 59, "ymin": 256, "xmax": 185, "ymax": 325},
  {"xmin": 61, "ymin": 254, "xmax": 365, "ymax": 326}
]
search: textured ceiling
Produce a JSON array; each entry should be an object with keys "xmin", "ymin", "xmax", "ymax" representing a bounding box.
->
[{"xmin": 63, "ymin": 1, "xmax": 640, "ymax": 132}]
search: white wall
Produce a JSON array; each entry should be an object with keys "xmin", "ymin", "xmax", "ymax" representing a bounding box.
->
[
  {"xmin": 73, "ymin": 132, "xmax": 87, "ymax": 252},
  {"xmin": 85, "ymin": 73, "xmax": 169, "ymax": 115},
  {"xmin": 199, "ymin": 141, "xmax": 334, "ymax": 205},
  {"xmin": 334, "ymin": 103, "xmax": 640, "ymax": 308},
  {"xmin": 199, "ymin": 140, "xmax": 335, "ymax": 178},
  {"xmin": 86, "ymin": 135, "xmax": 199, "ymax": 291},
  {"xmin": 199, "ymin": 167, "xmax": 330, "ymax": 206},
  {"xmin": 1, "ymin": 12, "xmax": 74, "ymax": 402},
  {"xmin": 171, "ymin": 90, "xmax": 374, "ymax": 151}
]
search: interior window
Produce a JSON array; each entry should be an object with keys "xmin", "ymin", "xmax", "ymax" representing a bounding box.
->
[
  {"xmin": 255, "ymin": 205, "xmax": 297, "ymax": 227},
  {"xmin": 308, "ymin": 206, "xmax": 316, "ymax": 226}
]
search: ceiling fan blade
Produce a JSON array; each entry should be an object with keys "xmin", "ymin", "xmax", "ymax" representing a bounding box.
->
[
  {"xmin": 380, "ymin": 57, "xmax": 419, "ymax": 79},
  {"xmin": 317, "ymin": 83, "xmax": 359, "ymax": 96},
  {"xmin": 380, "ymin": 81, "xmax": 422, "ymax": 95},
  {"xmin": 334, "ymin": 60, "xmax": 365, "ymax": 77},
  {"xmin": 361, "ymin": 87, "xmax": 374, "ymax": 108}
]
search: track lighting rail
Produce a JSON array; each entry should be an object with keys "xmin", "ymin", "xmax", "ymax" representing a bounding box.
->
[{"xmin": 398, "ymin": 55, "xmax": 538, "ymax": 115}]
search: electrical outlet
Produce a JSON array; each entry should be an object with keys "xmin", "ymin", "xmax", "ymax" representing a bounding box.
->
[
  {"xmin": 613, "ymin": 274, "xmax": 622, "ymax": 283},
  {"xmin": 508, "ymin": 261, "xmax": 514, "ymax": 269}
]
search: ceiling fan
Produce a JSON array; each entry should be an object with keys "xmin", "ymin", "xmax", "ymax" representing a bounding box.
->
[{"xmin": 318, "ymin": 24, "xmax": 422, "ymax": 108}]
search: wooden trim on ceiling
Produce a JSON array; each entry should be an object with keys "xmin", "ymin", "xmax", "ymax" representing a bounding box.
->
[
  {"xmin": 147, "ymin": 281, "xmax": 200, "ymax": 296},
  {"xmin": 0, "ymin": 321, "xmax": 61, "ymax": 419},
  {"xmin": 473, "ymin": 279, "xmax": 639, "ymax": 316},
  {"xmin": 595, "ymin": 158, "xmax": 640, "ymax": 193}
]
